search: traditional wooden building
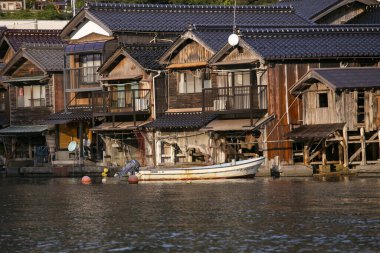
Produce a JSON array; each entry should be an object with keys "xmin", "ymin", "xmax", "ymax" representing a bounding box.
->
[
  {"xmin": 91, "ymin": 43, "xmax": 168, "ymax": 166},
  {"xmin": 51, "ymin": 2, "xmax": 310, "ymax": 166},
  {"xmin": 208, "ymin": 25, "xmax": 380, "ymax": 166},
  {"xmin": 0, "ymin": 0, "xmax": 22, "ymax": 11},
  {"xmin": 0, "ymin": 43, "xmax": 65, "ymax": 166},
  {"xmin": 276, "ymin": 0, "xmax": 379, "ymax": 24},
  {"xmin": 289, "ymin": 67, "xmax": 380, "ymax": 169}
]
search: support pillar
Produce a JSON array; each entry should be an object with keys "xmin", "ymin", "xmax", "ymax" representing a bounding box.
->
[
  {"xmin": 343, "ymin": 125, "xmax": 348, "ymax": 167},
  {"xmin": 360, "ymin": 127, "xmax": 366, "ymax": 165}
]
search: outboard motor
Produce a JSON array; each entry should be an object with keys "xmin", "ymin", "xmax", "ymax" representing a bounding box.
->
[
  {"xmin": 114, "ymin": 159, "xmax": 140, "ymax": 178},
  {"xmin": 270, "ymin": 164, "xmax": 281, "ymax": 179}
]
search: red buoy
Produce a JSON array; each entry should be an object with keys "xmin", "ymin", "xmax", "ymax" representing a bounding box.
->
[
  {"xmin": 128, "ymin": 175, "xmax": 139, "ymax": 184},
  {"xmin": 81, "ymin": 175, "xmax": 91, "ymax": 184}
]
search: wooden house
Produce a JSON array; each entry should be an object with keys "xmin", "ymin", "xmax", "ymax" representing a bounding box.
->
[
  {"xmin": 91, "ymin": 43, "xmax": 168, "ymax": 166},
  {"xmin": 0, "ymin": 43, "xmax": 65, "ymax": 166},
  {"xmin": 208, "ymin": 25, "xmax": 380, "ymax": 166},
  {"xmin": 53, "ymin": 2, "xmax": 310, "ymax": 166},
  {"xmin": 152, "ymin": 18, "xmax": 309, "ymax": 167},
  {"xmin": 277, "ymin": 0, "xmax": 379, "ymax": 24},
  {"xmin": 289, "ymin": 67, "xmax": 380, "ymax": 170}
]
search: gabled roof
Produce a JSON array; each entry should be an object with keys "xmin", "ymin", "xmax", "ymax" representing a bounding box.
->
[
  {"xmin": 1, "ymin": 44, "xmax": 65, "ymax": 76},
  {"xmin": 99, "ymin": 43, "xmax": 169, "ymax": 75},
  {"xmin": 288, "ymin": 123, "xmax": 345, "ymax": 141},
  {"xmin": 347, "ymin": 4, "xmax": 380, "ymax": 24},
  {"xmin": 276, "ymin": 0, "xmax": 377, "ymax": 22},
  {"xmin": 159, "ymin": 25, "xmax": 233, "ymax": 64},
  {"xmin": 61, "ymin": 2, "xmax": 311, "ymax": 39},
  {"xmin": 290, "ymin": 67, "xmax": 380, "ymax": 94},
  {"xmin": 211, "ymin": 25, "xmax": 380, "ymax": 63},
  {"xmin": 0, "ymin": 29, "xmax": 63, "ymax": 59}
]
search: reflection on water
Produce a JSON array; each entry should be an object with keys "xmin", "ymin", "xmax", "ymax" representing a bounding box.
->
[{"xmin": 1, "ymin": 177, "xmax": 380, "ymax": 252}]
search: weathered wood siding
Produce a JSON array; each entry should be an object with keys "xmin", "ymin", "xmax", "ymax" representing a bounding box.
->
[
  {"xmin": 167, "ymin": 72, "xmax": 203, "ymax": 109},
  {"xmin": 107, "ymin": 56, "xmax": 144, "ymax": 79},
  {"xmin": 13, "ymin": 60, "xmax": 44, "ymax": 77},
  {"xmin": 265, "ymin": 62, "xmax": 318, "ymax": 163},
  {"xmin": 3, "ymin": 47, "xmax": 14, "ymax": 64},
  {"xmin": 222, "ymin": 45, "xmax": 259, "ymax": 63},
  {"xmin": 53, "ymin": 73, "xmax": 65, "ymax": 112},
  {"xmin": 9, "ymin": 85, "xmax": 53, "ymax": 125},
  {"xmin": 316, "ymin": 3, "xmax": 366, "ymax": 24},
  {"xmin": 171, "ymin": 41, "xmax": 212, "ymax": 64}
]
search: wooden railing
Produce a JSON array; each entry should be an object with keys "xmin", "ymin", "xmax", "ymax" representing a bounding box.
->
[
  {"xmin": 202, "ymin": 85, "xmax": 267, "ymax": 112},
  {"xmin": 92, "ymin": 89, "xmax": 151, "ymax": 114}
]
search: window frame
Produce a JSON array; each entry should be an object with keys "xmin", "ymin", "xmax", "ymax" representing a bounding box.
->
[{"xmin": 16, "ymin": 85, "xmax": 46, "ymax": 108}]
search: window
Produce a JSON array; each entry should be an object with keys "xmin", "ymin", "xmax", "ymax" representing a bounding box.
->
[
  {"xmin": 177, "ymin": 70, "xmax": 211, "ymax": 94},
  {"xmin": 17, "ymin": 86, "xmax": 46, "ymax": 107},
  {"xmin": 79, "ymin": 54, "xmax": 101, "ymax": 84},
  {"xmin": 318, "ymin": 93, "xmax": 328, "ymax": 108},
  {"xmin": 217, "ymin": 71, "xmax": 251, "ymax": 87}
]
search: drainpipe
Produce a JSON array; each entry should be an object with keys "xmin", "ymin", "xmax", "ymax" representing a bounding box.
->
[
  {"xmin": 63, "ymin": 53, "xmax": 67, "ymax": 113},
  {"xmin": 152, "ymin": 70, "xmax": 161, "ymax": 120},
  {"xmin": 152, "ymin": 71, "xmax": 161, "ymax": 167}
]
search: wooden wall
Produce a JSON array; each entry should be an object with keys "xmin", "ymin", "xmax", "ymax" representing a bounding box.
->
[
  {"xmin": 167, "ymin": 72, "xmax": 203, "ymax": 109},
  {"xmin": 316, "ymin": 2, "xmax": 366, "ymax": 24},
  {"xmin": 53, "ymin": 73, "xmax": 64, "ymax": 112},
  {"xmin": 265, "ymin": 62, "xmax": 318, "ymax": 163},
  {"xmin": 107, "ymin": 56, "xmax": 144, "ymax": 79},
  {"xmin": 171, "ymin": 41, "xmax": 212, "ymax": 64}
]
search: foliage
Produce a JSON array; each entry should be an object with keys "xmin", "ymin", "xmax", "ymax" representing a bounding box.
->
[{"xmin": 0, "ymin": 0, "xmax": 278, "ymax": 20}]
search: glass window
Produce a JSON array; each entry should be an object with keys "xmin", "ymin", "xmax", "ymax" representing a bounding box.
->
[
  {"xmin": 318, "ymin": 93, "xmax": 328, "ymax": 108},
  {"xmin": 17, "ymin": 85, "xmax": 46, "ymax": 108},
  {"xmin": 0, "ymin": 92, "xmax": 5, "ymax": 111},
  {"xmin": 79, "ymin": 54, "xmax": 101, "ymax": 84},
  {"xmin": 177, "ymin": 71, "xmax": 210, "ymax": 94}
]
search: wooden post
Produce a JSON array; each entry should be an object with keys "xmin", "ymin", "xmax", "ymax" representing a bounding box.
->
[
  {"xmin": 360, "ymin": 127, "xmax": 366, "ymax": 165},
  {"xmin": 343, "ymin": 125, "xmax": 348, "ymax": 167},
  {"xmin": 303, "ymin": 143, "xmax": 309, "ymax": 165},
  {"xmin": 322, "ymin": 140, "xmax": 327, "ymax": 166}
]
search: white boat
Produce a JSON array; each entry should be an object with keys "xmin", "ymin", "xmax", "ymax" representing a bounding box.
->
[{"xmin": 135, "ymin": 157, "xmax": 265, "ymax": 181}]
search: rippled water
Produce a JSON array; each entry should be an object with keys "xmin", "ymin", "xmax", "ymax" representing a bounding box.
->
[{"xmin": 1, "ymin": 177, "xmax": 380, "ymax": 252}]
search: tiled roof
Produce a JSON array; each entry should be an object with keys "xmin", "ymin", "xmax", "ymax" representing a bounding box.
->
[
  {"xmin": 239, "ymin": 25, "xmax": 380, "ymax": 60},
  {"xmin": 46, "ymin": 109, "xmax": 92, "ymax": 124},
  {"xmin": 84, "ymin": 2, "xmax": 311, "ymax": 33},
  {"xmin": 3, "ymin": 29, "xmax": 64, "ymax": 52},
  {"xmin": 276, "ymin": 0, "xmax": 343, "ymax": 20},
  {"xmin": 275, "ymin": 0, "xmax": 377, "ymax": 21},
  {"xmin": 190, "ymin": 25, "xmax": 234, "ymax": 52},
  {"xmin": 23, "ymin": 44, "xmax": 65, "ymax": 72},
  {"xmin": 146, "ymin": 112, "xmax": 217, "ymax": 129},
  {"xmin": 291, "ymin": 68, "xmax": 380, "ymax": 93},
  {"xmin": 347, "ymin": 4, "xmax": 380, "ymax": 24},
  {"xmin": 288, "ymin": 123, "xmax": 345, "ymax": 140},
  {"xmin": 122, "ymin": 43, "xmax": 169, "ymax": 70}
]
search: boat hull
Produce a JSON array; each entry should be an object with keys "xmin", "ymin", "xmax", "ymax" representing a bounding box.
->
[{"xmin": 136, "ymin": 157, "xmax": 265, "ymax": 181}]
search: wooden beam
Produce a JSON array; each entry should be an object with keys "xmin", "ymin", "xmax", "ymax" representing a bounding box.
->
[{"xmin": 349, "ymin": 129, "xmax": 378, "ymax": 164}]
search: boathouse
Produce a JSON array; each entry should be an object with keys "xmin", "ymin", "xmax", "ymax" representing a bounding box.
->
[{"xmin": 289, "ymin": 67, "xmax": 380, "ymax": 170}]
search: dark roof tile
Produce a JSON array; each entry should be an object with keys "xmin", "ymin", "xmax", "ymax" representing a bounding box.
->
[
  {"xmin": 146, "ymin": 112, "xmax": 217, "ymax": 129},
  {"xmin": 4, "ymin": 29, "xmax": 64, "ymax": 52},
  {"xmin": 85, "ymin": 2, "xmax": 311, "ymax": 33},
  {"xmin": 240, "ymin": 25, "xmax": 380, "ymax": 60},
  {"xmin": 122, "ymin": 43, "xmax": 169, "ymax": 70},
  {"xmin": 23, "ymin": 44, "xmax": 65, "ymax": 72}
]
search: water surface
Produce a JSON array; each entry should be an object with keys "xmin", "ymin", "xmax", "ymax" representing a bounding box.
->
[{"xmin": 0, "ymin": 177, "xmax": 379, "ymax": 252}]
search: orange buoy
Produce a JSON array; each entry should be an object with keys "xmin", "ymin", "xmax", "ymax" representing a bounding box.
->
[
  {"xmin": 81, "ymin": 175, "xmax": 91, "ymax": 184},
  {"xmin": 128, "ymin": 175, "xmax": 139, "ymax": 184}
]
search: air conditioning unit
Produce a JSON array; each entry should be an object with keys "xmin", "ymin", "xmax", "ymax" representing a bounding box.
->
[
  {"xmin": 213, "ymin": 99, "xmax": 227, "ymax": 111},
  {"xmin": 135, "ymin": 98, "xmax": 149, "ymax": 111}
]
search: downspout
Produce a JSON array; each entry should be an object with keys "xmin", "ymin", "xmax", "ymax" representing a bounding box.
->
[
  {"xmin": 63, "ymin": 52, "xmax": 67, "ymax": 113},
  {"xmin": 152, "ymin": 70, "xmax": 161, "ymax": 166},
  {"xmin": 152, "ymin": 70, "xmax": 161, "ymax": 120}
]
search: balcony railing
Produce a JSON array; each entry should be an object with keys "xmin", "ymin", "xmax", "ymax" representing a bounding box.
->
[
  {"xmin": 202, "ymin": 85, "xmax": 267, "ymax": 112},
  {"xmin": 92, "ymin": 89, "xmax": 151, "ymax": 115},
  {"xmin": 65, "ymin": 67, "xmax": 100, "ymax": 90}
]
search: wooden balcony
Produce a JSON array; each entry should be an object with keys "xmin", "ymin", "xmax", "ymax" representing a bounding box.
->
[
  {"xmin": 202, "ymin": 85, "xmax": 267, "ymax": 114},
  {"xmin": 65, "ymin": 67, "xmax": 101, "ymax": 91},
  {"xmin": 92, "ymin": 89, "xmax": 151, "ymax": 116}
]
